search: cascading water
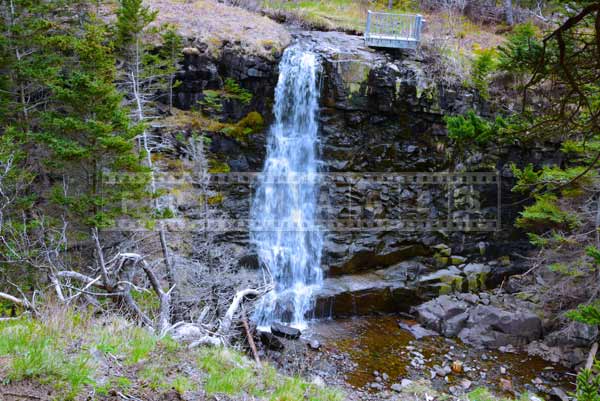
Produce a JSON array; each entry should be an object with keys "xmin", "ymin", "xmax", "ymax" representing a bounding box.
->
[{"xmin": 251, "ymin": 46, "xmax": 323, "ymax": 330}]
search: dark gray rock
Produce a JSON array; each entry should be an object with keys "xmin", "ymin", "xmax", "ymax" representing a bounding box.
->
[
  {"xmin": 271, "ymin": 323, "xmax": 301, "ymax": 340},
  {"xmin": 415, "ymin": 294, "xmax": 543, "ymax": 348},
  {"xmin": 259, "ymin": 330, "xmax": 285, "ymax": 351},
  {"xmin": 415, "ymin": 295, "xmax": 469, "ymax": 334},
  {"xmin": 399, "ymin": 322, "xmax": 439, "ymax": 339}
]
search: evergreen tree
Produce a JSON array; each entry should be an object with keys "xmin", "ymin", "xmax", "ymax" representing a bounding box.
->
[{"xmin": 40, "ymin": 19, "xmax": 149, "ymax": 229}]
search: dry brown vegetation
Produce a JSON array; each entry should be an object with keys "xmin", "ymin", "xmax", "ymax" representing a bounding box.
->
[{"xmin": 149, "ymin": 0, "xmax": 291, "ymax": 58}]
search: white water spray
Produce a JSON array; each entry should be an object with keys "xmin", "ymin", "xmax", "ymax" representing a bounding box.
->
[{"xmin": 251, "ymin": 46, "xmax": 323, "ymax": 330}]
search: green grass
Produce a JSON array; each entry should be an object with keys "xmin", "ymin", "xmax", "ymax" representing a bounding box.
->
[
  {"xmin": 262, "ymin": 0, "xmax": 417, "ymax": 32},
  {"xmin": 468, "ymin": 387, "xmax": 535, "ymax": 401},
  {"xmin": 92, "ymin": 319, "xmax": 159, "ymax": 364},
  {"xmin": 0, "ymin": 319, "xmax": 94, "ymax": 400},
  {"xmin": 0, "ymin": 310, "xmax": 344, "ymax": 401},
  {"xmin": 170, "ymin": 375, "xmax": 197, "ymax": 394},
  {"xmin": 197, "ymin": 347, "xmax": 345, "ymax": 401}
]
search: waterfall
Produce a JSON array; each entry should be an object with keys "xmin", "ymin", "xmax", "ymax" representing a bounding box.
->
[{"xmin": 251, "ymin": 46, "xmax": 323, "ymax": 330}]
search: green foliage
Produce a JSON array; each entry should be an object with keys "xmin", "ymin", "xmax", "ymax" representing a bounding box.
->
[
  {"xmin": 116, "ymin": 0, "xmax": 158, "ymax": 50},
  {"xmin": 159, "ymin": 25, "xmax": 184, "ymax": 110},
  {"xmin": 587, "ymin": 246, "xmax": 600, "ymax": 265},
  {"xmin": 126, "ymin": 327, "xmax": 158, "ymax": 364},
  {"xmin": 140, "ymin": 365, "xmax": 168, "ymax": 390},
  {"xmin": 515, "ymin": 194, "xmax": 580, "ymax": 232},
  {"xmin": 199, "ymin": 81, "xmax": 254, "ymax": 116},
  {"xmin": 224, "ymin": 78, "xmax": 253, "ymax": 104},
  {"xmin": 497, "ymin": 22, "xmax": 544, "ymax": 75},
  {"xmin": 171, "ymin": 375, "xmax": 196, "ymax": 394},
  {"xmin": 566, "ymin": 302, "xmax": 600, "ymax": 327},
  {"xmin": 511, "ymin": 164, "xmax": 594, "ymax": 195},
  {"xmin": 468, "ymin": 387, "xmax": 534, "ymax": 401},
  {"xmin": 574, "ymin": 366, "xmax": 600, "ymax": 401},
  {"xmin": 199, "ymin": 90, "xmax": 224, "ymax": 114},
  {"xmin": 548, "ymin": 262, "xmax": 585, "ymax": 277},
  {"xmin": 0, "ymin": 320, "xmax": 94, "ymax": 399},
  {"xmin": 208, "ymin": 159, "xmax": 231, "ymax": 173},
  {"xmin": 38, "ymin": 19, "xmax": 150, "ymax": 229},
  {"xmin": 471, "ymin": 48, "xmax": 497, "ymax": 99},
  {"xmin": 197, "ymin": 347, "xmax": 344, "ymax": 401},
  {"xmin": 220, "ymin": 111, "xmax": 265, "ymax": 141},
  {"xmin": 445, "ymin": 110, "xmax": 507, "ymax": 146}
]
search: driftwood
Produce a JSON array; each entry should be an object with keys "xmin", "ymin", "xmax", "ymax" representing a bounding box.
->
[
  {"xmin": 0, "ymin": 289, "xmax": 38, "ymax": 317},
  {"xmin": 585, "ymin": 342, "xmax": 598, "ymax": 370},
  {"xmin": 241, "ymin": 305, "xmax": 261, "ymax": 366},
  {"xmin": 218, "ymin": 288, "xmax": 260, "ymax": 336}
]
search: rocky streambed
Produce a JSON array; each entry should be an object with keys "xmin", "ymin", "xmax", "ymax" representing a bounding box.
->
[
  {"xmin": 259, "ymin": 312, "xmax": 575, "ymax": 401},
  {"xmin": 309, "ymin": 314, "xmax": 574, "ymax": 400},
  {"xmin": 257, "ymin": 283, "xmax": 591, "ymax": 401}
]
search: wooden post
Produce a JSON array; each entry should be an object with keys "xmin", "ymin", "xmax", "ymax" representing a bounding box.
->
[{"xmin": 365, "ymin": 10, "xmax": 372, "ymax": 39}]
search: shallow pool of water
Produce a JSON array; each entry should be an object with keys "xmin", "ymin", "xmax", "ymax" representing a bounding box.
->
[{"xmin": 309, "ymin": 315, "xmax": 574, "ymax": 396}]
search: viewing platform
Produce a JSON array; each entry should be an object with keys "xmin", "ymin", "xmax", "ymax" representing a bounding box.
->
[{"xmin": 364, "ymin": 11, "xmax": 424, "ymax": 50}]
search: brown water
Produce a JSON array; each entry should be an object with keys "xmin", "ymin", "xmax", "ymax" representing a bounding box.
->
[{"xmin": 310, "ymin": 315, "xmax": 575, "ymax": 395}]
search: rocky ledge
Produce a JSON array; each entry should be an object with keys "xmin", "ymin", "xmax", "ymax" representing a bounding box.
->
[{"xmin": 312, "ymin": 254, "xmax": 511, "ymax": 318}]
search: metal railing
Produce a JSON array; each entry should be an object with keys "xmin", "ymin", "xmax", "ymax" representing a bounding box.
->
[{"xmin": 364, "ymin": 11, "xmax": 424, "ymax": 49}]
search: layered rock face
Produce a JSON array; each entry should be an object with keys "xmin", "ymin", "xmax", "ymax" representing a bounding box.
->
[{"xmin": 166, "ymin": 30, "xmax": 547, "ymax": 318}]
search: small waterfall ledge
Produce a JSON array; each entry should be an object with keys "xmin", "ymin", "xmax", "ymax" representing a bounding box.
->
[{"xmin": 251, "ymin": 46, "xmax": 323, "ymax": 330}]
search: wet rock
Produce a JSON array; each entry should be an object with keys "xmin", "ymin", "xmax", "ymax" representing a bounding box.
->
[
  {"xmin": 308, "ymin": 339, "xmax": 321, "ymax": 350},
  {"xmin": 434, "ymin": 365, "xmax": 450, "ymax": 377},
  {"xmin": 259, "ymin": 331, "xmax": 285, "ymax": 351},
  {"xmin": 398, "ymin": 322, "xmax": 439, "ymax": 339},
  {"xmin": 369, "ymin": 382, "xmax": 384, "ymax": 390},
  {"xmin": 271, "ymin": 323, "xmax": 301, "ymax": 340},
  {"xmin": 313, "ymin": 263, "xmax": 428, "ymax": 318}
]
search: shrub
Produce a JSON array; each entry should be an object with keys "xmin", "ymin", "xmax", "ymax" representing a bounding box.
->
[
  {"xmin": 445, "ymin": 110, "xmax": 506, "ymax": 146},
  {"xmin": 515, "ymin": 194, "xmax": 580, "ymax": 232},
  {"xmin": 471, "ymin": 48, "xmax": 497, "ymax": 99},
  {"xmin": 199, "ymin": 90, "xmax": 223, "ymax": 114},
  {"xmin": 224, "ymin": 78, "xmax": 253, "ymax": 105},
  {"xmin": 497, "ymin": 22, "xmax": 544, "ymax": 75}
]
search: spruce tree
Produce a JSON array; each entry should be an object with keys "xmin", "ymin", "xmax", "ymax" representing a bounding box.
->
[{"xmin": 40, "ymin": 19, "xmax": 150, "ymax": 230}]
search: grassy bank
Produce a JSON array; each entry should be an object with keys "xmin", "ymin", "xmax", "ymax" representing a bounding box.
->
[
  {"xmin": 0, "ymin": 307, "xmax": 343, "ymax": 400},
  {"xmin": 262, "ymin": 0, "xmax": 418, "ymax": 32}
]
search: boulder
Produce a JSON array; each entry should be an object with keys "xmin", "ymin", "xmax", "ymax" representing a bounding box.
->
[
  {"xmin": 259, "ymin": 330, "xmax": 285, "ymax": 351},
  {"xmin": 415, "ymin": 295, "xmax": 469, "ymax": 334},
  {"xmin": 271, "ymin": 323, "xmax": 301, "ymax": 340},
  {"xmin": 415, "ymin": 294, "xmax": 543, "ymax": 348},
  {"xmin": 398, "ymin": 322, "xmax": 439, "ymax": 339}
]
